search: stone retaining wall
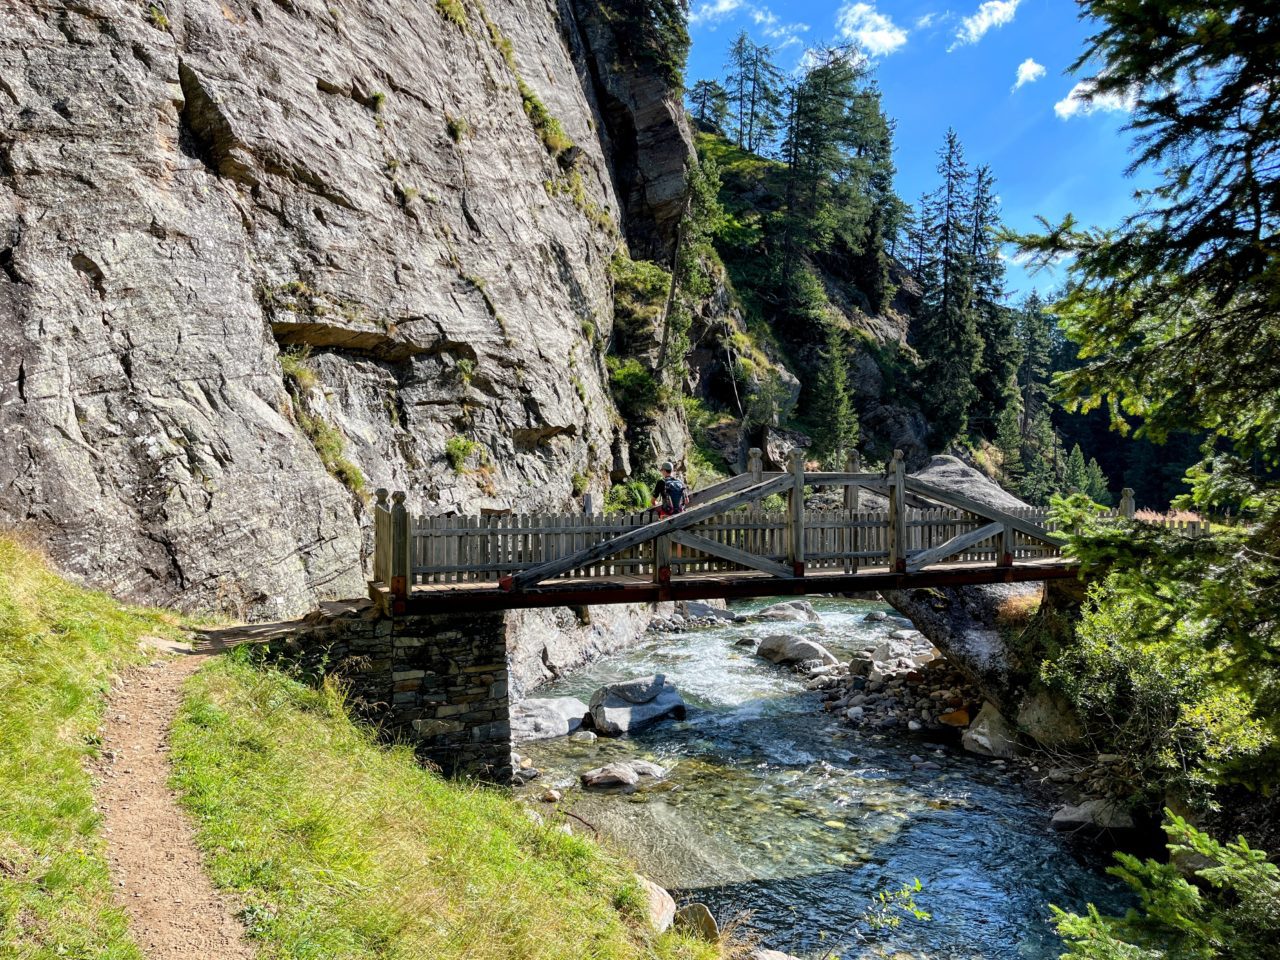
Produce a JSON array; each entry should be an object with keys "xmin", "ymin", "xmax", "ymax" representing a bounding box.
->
[{"xmin": 278, "ymin": 600, "xmax": 511, "ymax": 781}]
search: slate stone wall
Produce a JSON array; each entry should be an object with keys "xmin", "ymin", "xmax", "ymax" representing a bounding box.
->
[{"xmin": 281, "ymin": 600, "xmax": 511, "ymax": 782}]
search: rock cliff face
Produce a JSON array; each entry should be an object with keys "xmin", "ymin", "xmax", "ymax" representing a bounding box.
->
[{"xmin": 0, "ymin": 0, "xmax": 693, "ymax": 620}]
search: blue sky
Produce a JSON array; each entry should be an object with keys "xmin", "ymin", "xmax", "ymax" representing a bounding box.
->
[{"xmin": 685, "ymin": 0, "xmax": 1154, "ymax": 300}]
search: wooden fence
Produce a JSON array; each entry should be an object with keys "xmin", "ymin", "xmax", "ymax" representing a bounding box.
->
[{"xmin": 370, "ymin": 447, "xmax": 1199, "ymax": 601}]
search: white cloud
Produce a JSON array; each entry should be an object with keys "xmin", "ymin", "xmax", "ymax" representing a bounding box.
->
[
  {"xmin": 1013, "ymin": 57, "xmax": 1046, "ymax": 90},
  {"xmin": 950, "ymin": 0, "xmax": 1020, "ymax": 50},
  {"xmin": 689, "ymin": 0, "xmax": 745, "ymax": 26},
  {"xmin": 914, "ymin": 12, "xmax": 936, "ymax": 29},
  {"xmin": 1053, "ymin": 79, "xmax": 1137, "ymax": 119},
  {"xmin": 753, "ymin": 8, "xmax": 810, "ymax": 47},
  {"xmin": 836, "ymin": 3, "xmax": 909, "ymax": 57}
]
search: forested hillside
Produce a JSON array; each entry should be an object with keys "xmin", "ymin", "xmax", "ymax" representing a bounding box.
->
[{"xmin": 654, "ymin": 28, "xmax": 1200, "ymax": 511}]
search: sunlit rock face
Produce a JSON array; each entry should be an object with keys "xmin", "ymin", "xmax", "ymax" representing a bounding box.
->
[{"xmin": 0, "ymin": 0, "xmax": 692, "ymax": 618}]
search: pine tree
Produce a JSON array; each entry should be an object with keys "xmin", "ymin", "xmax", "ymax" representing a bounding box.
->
[
  {"xmin": 914, "ymin": 129, "xmax": 981, "ymax": 447},
  {"xmin": 743, "ymin": 44, "xmax": 784, "ymax": 154},
  {"xmin": 687, "ymin": 79, "xmax": 729, "ymax": 134},
  {"xmin": 1064, "ymin": 443, "xmax": 1089, "ymax": 493},
  {"xmin": 1019, "ymin": 406, "xmax": 1061, "ymax": 504},
  {"xmin": 996, "ymin": 404, "xmax": 1025, "ymax": 484},
  {"xmin": 724, "ymin": 31, "xmax": 753, "ymax": 149},
  {"xmin": 968, "ymin": 165, "xmax": 1019, "ymax": 437},
  {"xmin": 1014, "ymin": 290, "xmax": 1053, "ymax": 436},
  {"xmin": 810, "ymin": 325, "xmax": 860, "ymax": 468},
  {"xmin": 1084, "ymin": 456, "xmax": 1111, "ymax": 505}
]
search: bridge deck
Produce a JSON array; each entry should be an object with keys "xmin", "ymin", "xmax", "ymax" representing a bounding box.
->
[{"xmin": 400, "ymin": 557, "xmax": 1078, "ymax": 613}]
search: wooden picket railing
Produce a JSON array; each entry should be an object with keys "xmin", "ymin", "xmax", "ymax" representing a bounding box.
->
[{"xmin": 370, "ymin": 447, "xmax": 1198, "ymax": 605}]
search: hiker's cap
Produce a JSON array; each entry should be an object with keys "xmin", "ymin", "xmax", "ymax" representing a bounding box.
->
[{"xmin": 661, "ymin": 461, "xmax": 674, "ymax": 473}]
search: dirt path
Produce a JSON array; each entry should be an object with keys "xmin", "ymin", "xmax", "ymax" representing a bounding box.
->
[{"xmin": 94, "ymin": 640, "xmax": 257, "ymax": 960}]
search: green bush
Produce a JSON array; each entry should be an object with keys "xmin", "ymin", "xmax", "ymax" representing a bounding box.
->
[
  {"xmin": 610, "ymin": 253, "xmax": 670, "ymax": 352},
  {"xmin": 445, "ymin": 434, "xmax": 478, "ymax": 472},
  {"xmin": 606, "ymin": 357, "xmax": 660, "ymax": 422},
  {"xmin": 1054, "ymin": 812, "xmax": 1280, "ymax": 960},
  {"xmin": 436, "ymin": 0, "xmax": 467, "ymax": 28},
  {"xmin": 518, "ymin": 80, "xmax": 573, "ymax": 155},
  {"xmin": 1040, "ymin": 574, "xmax": 1270, "ymax": 807}
]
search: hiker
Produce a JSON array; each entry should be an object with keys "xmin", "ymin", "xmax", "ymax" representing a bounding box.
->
[{"xmin": 652, "ymin": 461, "xmax": 688, "ymax": 518}]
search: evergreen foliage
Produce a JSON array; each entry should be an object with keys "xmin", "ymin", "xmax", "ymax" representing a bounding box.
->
[
  {"xmin": 913, "ymin": 129, "xmax": 981, "ymax": 446},
  {"xmin": 810, "ymin": 324, "xmax": 860, "ymax": 468},
  {"xmin": 723, "ymin": 32, "xmax": 784, "ymax": 153},
  {"xmin": 598, "ymin": 0, "xmax": 690, "ymax": 88},
  {"xmin": 1053, "ymin": 813, "xmax": 1280, "ymax": 960},
  {"xmin": 686, "ymin": 78, "xmax": 729, "ymax": 134}
]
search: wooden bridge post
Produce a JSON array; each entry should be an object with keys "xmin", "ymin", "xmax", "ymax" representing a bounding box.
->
[
  {"xmin": 373, "ymin": 489, "xmax": 391, "ymax": 585},
  {"xmin": 1120, "ymin": 488, "xmax": 1135, "ymax": 519},
  {"xmin": 653, "ymin": 534, "xmax": 671, "ymax": 585},
  {"xmin": 747, "ymin": 447, "xmax": 763, "ymax": 482},
  {"xmin": 998, "ymin": 523, "xmax": 1014, "ymax": 568},
  {"xmin": 390, "ymin": 491, "xmax": 411, "ymax": 606},
  {"xmin": 887, "ymin": 449, "xmax": 906, "ymax": 574},
  {"xmin": 843, "ymin": 451, "xmax": 861, "ymax": 511},
  {"xmin": 786, "ymin": 448, "xmax": 806, "ymax": 576}
]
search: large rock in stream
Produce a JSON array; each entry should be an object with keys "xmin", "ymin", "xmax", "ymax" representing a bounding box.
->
[
  {"xmin": 588, "ymin": 675, "xmax": 685, "ymax": 736},
  {"xmin": 756, "ymin": 634, "xmax": 839, "ymax": 668},
  {"xmin": 510, "ymin": 697, "xmax": 588, "ymax": 741}
]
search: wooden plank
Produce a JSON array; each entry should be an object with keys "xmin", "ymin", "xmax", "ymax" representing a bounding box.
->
[
  {"xmin": 906, "ymin": 521, "xmax": 1004, "ymax": 573},
  {"xmin": 904, "ymin": 477, "xmax": 1065, "ymax": 545},
  {"xmin": 507, "ymin": 473, "xmax": 795, "ymax": 589},
  {"xmin": 887, "ymin": 451, "xmax": 907, "ymax": 573},
  {"xmin": 687, "ymin": 471, "xmax": 781, "ymax": 507},
  {"xmin": 669, "ymin": 530, "xmax": 796, "ymax": 579}
]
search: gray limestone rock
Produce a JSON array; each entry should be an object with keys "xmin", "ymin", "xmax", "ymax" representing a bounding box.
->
[
  {"xmin": 756, "ymin": 635, "xmax": 839, "ymax": 668},
  {"xmin": 588, "ymin": 674, "xmax": 686, "ymax": 735},
  {"xmin": 0, "ymin": 0, "xmax": 689, "ymax": 623},
  {"xmin": 510, "ymin": 697, "xmax": 588, "ymax": 741}
]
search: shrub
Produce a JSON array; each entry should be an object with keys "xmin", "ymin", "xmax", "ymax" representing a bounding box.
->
[
  {"xmin": 1054, "ymin": 812, "xmax": 1280, "ymax": 960},
  {"xmin": 606, "ymin": 357, "xmax": 660, "ymax": 422},
  {"xmin": 436, "ymin": 0, "xmax": 467, "ymax": 28},
  {"xmin": 445, "ymin": 113, "xmax": 471, "ymax": 142},
  {"xmin": 147, "ymin": 3, "xmax": 169, "ymax": 29},
  {"xmin": 369, "ymin": 91, "xmax": 386, "ymax": 113},
  {"xmin": 445, "ymin": 434, "xmax": 478, "ymax": 472},
  {"xmin": 518, "ymin": 80, "xmax": 573, "ymax": 155},
  {"xmin": 1040, "ymin": 574, "xmax": 1271, "ymax": 807},
  {"xmin": 572, "ymin": 472, "xmax": 590, "ymax": 497},
  {"xmin": 278, "ymin": 346, "xmax": 318, "ymax": 393}
]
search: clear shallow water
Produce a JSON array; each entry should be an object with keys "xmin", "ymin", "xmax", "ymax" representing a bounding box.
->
[{"xmin": 519, "ymin": 598, "xmax": 1127, "ymax": 959}]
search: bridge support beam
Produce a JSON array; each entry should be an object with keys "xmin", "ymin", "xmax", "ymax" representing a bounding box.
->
[
  {"xmin": 887, "ymin": 449, "xmax": 907, "ymax": 574},
  {"xmin": 276, "ymin": 602, "xmax": 512, "ymax": 783}
]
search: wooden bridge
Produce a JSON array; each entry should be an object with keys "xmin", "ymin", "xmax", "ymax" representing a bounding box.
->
[{"xmin": 369, "ymin": 449, "xmax": 1170, "ymax": 614}]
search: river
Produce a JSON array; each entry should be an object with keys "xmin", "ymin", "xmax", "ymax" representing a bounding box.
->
[{"xmin": 517, "ymin": 597, "xmax": 1127, "ymax": 959}]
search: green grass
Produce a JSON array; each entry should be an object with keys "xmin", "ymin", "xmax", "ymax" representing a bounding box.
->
[
  {"xmin": 436, "ymin": 0, "xmax": 468, "ymax": 28},
  {"xmin": 0, "ymin": 537, "xmax": 182, "ymax": 958},
  {"xmin": 171, "ymin": 653, "xmax": 721, "ymax": 960}
]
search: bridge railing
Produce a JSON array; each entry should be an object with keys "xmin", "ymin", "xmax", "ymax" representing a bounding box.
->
[{"xmin": 369, "ymin": 448, "xmax": 1200, "ymax": 602}]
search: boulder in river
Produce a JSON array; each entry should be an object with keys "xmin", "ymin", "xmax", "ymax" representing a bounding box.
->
[
  {"xmin": 752, "ymin": 951, "xmax": 802, "ymax": 960},
  {"xmin": 674, "ymin": 902, "xmax": 719, "ymax": 941},
  {"xmin": 961, "ymin": 702, "xmax": 1021, "ymax": 758},
  {"xmin": 863, "ymin": 610, "xmax": 888, "ymax": 622},
  {"xmin": 752, "ymin": 600, "xmax": 819, "ymax": 622},
  {"xmin": 635, "ymin": 874, "xmax": 676, "ymax": 932},
  {"xmin": 580, "ymin": 762, "xmax": 640, "ymax": 788},
  {"xmin": 588, "ymin": 675, "xmax": 686, "ymax": 736},
  {"xmin": 678, "ymin": 600, "xmax": 737, "ymax": 622},
  {"xmin": 1051, "ymin": 798, "xmax": 1136, "ymax": 832},
  {"xmin": 510, "ymin": 697, "xmax": 588, "ymax": 741},
  {"xmin": 756, "ymin": 634, "xmax": 839, "ymax": 667}
]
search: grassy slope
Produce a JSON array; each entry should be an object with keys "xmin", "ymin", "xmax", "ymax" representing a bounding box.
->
[
  {"xmin": 0, "ymin": 536, "xmax": 180, "ymax": 959},
  {"xmin": 171, "ymin": 651, "xmax": 722, "ymax": 960}
]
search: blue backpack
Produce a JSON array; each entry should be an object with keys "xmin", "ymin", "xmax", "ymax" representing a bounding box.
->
[{"xmin": 661, "ymin": 477, "xmax": 687, "ymax": 514}]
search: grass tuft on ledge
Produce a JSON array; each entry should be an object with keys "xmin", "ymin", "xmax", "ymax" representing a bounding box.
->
[
  {"xmin": 0, "ymin": 536, "xmax": 181, "ymax": 958},
  {"xmin": 171, "ymin": 652, "xmax": 721, "ymax": 960}
]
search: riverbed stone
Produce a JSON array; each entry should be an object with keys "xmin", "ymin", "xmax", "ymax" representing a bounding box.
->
[
  {"xmin": 581, "ymin": 762, "xmax": 641, "ymax": 788},
  {"xmin": 753, "ymin": 600, "xmax": 820, "ymax": 622},
  {"xmin": 752, "ymin": 951, "xmax": 802, "ymax": 960},
  {"xmin": 510, "ymin": 697, "xmax": 589, "ymax": 741},
  {"xmin": 961, "ymin": 702, "xmax": 1021, "ymax": 758},
  {"xmin": 675, "ymin": 902, "xmax": 719, "ymax": 941},
  {"xmin": 1051, "ymin": 798, "xmax": 1136, "ymax": 831},
  {"xmin": 588, "ymin": 675, "xmax": 686, "ymax": 736},
  {"xmin": 636, "ymin": 875, "xmax": 676, "ymax": 932},
  {"xmin": 756, "ymin": 635, "xmax": 839, "ymax": 667}
]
